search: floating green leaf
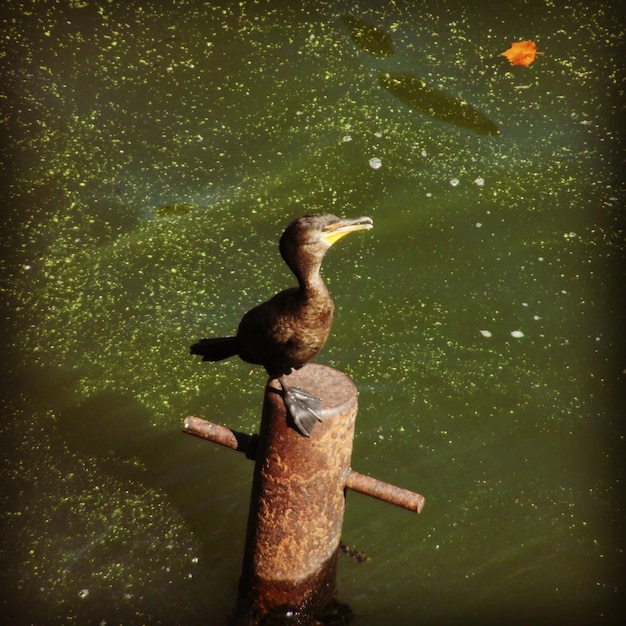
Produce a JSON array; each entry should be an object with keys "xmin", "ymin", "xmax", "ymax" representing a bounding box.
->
[
  {"xmin": 378, "ymin": 71, "xmax": 500, "ymax": 136},
  {"xmin": 341, "ymin": 15, "xmax": 395, "ymax": 59}
]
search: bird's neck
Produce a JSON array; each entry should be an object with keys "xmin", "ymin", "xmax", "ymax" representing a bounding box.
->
[
  {"xmin": 300, "ymin": 271, "xmax": 329, "ymax": 301},
  {"xmin": 293, "ymin": 257, "xmax": 328, "ymax": 300}
]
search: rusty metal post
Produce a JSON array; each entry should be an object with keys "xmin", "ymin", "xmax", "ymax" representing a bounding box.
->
[{"xmin": 232, "ymin": 363, "xmax": 357, "ymax": 625}]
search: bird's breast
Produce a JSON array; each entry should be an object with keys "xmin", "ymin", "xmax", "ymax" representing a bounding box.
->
[{"xmin": 235, "ymin": 289, "xmax": 334, "ymax": 374}]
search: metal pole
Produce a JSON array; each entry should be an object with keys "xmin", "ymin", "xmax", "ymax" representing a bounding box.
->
[{"xmin": 232, "ymin": 364, "xmax": 357, "ymax": 625}]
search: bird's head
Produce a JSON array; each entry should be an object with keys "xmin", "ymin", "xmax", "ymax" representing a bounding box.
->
[
  {"xmin": 279, "ymin": 214, "xmax": 373, "ymax": 283},
  {"xmin": 281, "ymin": 213, "xmax": 373, "ymax": 249}
]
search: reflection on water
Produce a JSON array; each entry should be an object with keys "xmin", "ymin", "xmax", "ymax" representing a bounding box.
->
[
  {"xmin": 378, "ymin": 70, "xmax": 500, "ymax": 135},
  {"xmin": 340, "ymin": 15, "xmax": 395, "ymax": 59},
  {"xmin": 1, "ymin": 0, "xmax": 624, "ymax": 623}
]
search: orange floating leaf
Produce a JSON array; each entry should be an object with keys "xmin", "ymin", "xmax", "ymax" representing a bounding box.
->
[{"xmin": 501, "ymin": 40, "xmax": 537, "ymax": 66}]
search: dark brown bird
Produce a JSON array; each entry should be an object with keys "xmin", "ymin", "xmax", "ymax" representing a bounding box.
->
[{"xmin": 190, "ymin": 214, "xmax": 373, "ymax": 436}]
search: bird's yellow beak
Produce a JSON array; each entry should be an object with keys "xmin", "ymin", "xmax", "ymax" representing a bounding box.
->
[{"xmin": 322, "ymin": 216, "xmax": 373, "ymax": 246}]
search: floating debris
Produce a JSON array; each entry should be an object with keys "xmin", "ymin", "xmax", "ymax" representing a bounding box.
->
[
  {"xmin": 501, "ymin": 40, "xmax": 538, "ymax": 66},
  {"xmin": 340, "ymin": 15, "xmax": 395, "ymax": 58},
  {"xmin": 369, "ymin": 157, "xmax": 382, "ymax": 169},
  {"xmin": 511, "ymin": 330, "xmax": 525, "ymax": 338},
  {"xmin": 479, "ymin": 330, "xmax": 492, "ymax": 338},
  {"xmin": 378, "ymin": 71, "xmax": 500, "ymax": 136}
]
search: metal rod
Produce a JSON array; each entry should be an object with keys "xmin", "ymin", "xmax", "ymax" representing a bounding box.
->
[
  {"xmin": 183, "ymin": 415, "xmax": 254, "ymax": 455},
  {"xmin": 183, "ymin": 415, "xmax": 239, "ymax": 449},
  {"xmin": 345, "ymin": 470, "xmax": 424, "ymax": 514},
  {"xmin": 183, "ymin": 416, "xmax": 425, "ymax": 513}
]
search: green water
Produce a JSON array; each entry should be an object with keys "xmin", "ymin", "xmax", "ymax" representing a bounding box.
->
[{"xmin": 1, "ymin": 0, "xmax": 624, "ymax": 623}]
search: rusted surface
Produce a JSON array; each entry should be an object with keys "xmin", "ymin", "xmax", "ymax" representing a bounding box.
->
[
  {"xmin": 237, "ymin": 363, "xmax": 358, "ymax": 622},
  {"xmin": 234, "ymin": 545, "xmax": 341, "ymax": 625},
  {"xmin": 181, "ymin": 364, "xmax": 427, "ymax": 621},
  {"xmin": 345, "ymin": 470, "xmax": 425, "ymax": 514}
]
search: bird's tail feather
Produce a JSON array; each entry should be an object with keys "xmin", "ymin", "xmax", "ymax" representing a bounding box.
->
[{"xmin": 190, "ymin": 337, "xmax": 239, "ymax": 361}]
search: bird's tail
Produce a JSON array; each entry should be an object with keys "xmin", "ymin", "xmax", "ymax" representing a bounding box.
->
[{"xmin": 190, "ymin": 336, "xmax": 239, "ymax": 362}]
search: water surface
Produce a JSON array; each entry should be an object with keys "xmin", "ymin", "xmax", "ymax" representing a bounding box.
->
[{"xmin": 1, "ymin": 0, "xmax": 624, "ymax": 623}]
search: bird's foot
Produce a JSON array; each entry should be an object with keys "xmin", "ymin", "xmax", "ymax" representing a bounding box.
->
[{"xmin": 282, "ymin": 385, "xmax": 323, "ymax": 437}]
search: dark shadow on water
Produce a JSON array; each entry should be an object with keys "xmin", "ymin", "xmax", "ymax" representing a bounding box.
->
[{"xmin": 2, "ymin": 364, "xmax": 248, "ymax": 624}]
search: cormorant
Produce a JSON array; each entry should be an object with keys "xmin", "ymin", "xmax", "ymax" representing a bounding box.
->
[{"xmin": 190, "ymin": 214, "xmax": 373, "ymax": 436}]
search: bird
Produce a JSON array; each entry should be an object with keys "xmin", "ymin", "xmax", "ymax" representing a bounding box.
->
[{"xmin": 190, "ymin": 214, "xmax": 373, "ymax": 436}]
